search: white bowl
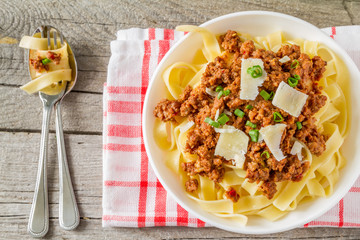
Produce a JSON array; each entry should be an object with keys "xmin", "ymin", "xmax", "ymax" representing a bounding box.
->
[{"xmin": 143, "ymin": 11, "xmax": 360, "ymax": 234}]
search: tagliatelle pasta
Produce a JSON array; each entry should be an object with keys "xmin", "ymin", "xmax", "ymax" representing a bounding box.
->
[
  {"xmin": 153, "ymin": 26, "xmax": 350, "ymax": 225},
  {"xmin": 19, "ymin": 33, "xmax": 72, "ymax": 95}
]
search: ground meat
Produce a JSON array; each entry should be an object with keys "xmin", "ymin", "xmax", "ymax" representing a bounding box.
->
[
  {"xmin": 259, "ymin": 181, "xmax": 277, "ymax": 199},
  {"xmin": 240, "ymin": 40, "xmax": 255, "ymax": 59},
  {"xmin": 213, "ymin": 157, "xmax": 223, "ymax": 166},
  {"xmin": 30, "ymin": 56, "xmax": 49, "ymax": 72},
  {"xmin": 295, "ymin": 118, "xmax": 327, "ymax": 156},
  {"xmin": 276, "ymin": 44, "xmax": 301, "ymax": 59},
  {"xmin": 180, "ymin": 85, "xmax": 193, "ymax": 101},
  {"xmin": 180, "ymin": 86, "xmax": 212, "ymax": 118},
  {"xmin": 220, "ymin": 30, "xmax": 242, "ymax": 53},
  {"xmin": 154, "ymin": 30, "xmax": 329, "ymax": 199},
  {"xmin": 301, "ymin": 93, "xmax": 327, "ymax": 118},
  {"xmin": 225, "ymin": 187, "xmax": 240, "ymax": 202},
  {"xmin": 153, "ymin": 99, "xmax": 180, "ymax": 121},
  {"xmin": 185, "ymin": 179, "xmax": 198, "ymax": 192},
  {"xmin": 202, "ymin": 56, "xmax": 231, "ymax": 87},
  {"xmin": 181, "ymin": 162, "xmax": 196, "ymax": 175},
  {"xmin": 46, "ymin": 51, "xmax": 61, "ymax": 64}
]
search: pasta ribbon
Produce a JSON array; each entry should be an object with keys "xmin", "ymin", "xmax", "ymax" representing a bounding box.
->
[
  {"xmin": 19, "ymin": 35, "xmax": 72, "ymax": 95},
  {"xmin": 20, "ymin": 69, "xmax": 71, "ymax": 94},
  {"xmin": 176, "ymin": 25, "xmax": 221, "ymax": 62}
]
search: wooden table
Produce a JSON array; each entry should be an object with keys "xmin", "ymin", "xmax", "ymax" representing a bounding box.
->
[{"xmin": 1, "ymin": 0, "xmax": 360, "ymax": 239}]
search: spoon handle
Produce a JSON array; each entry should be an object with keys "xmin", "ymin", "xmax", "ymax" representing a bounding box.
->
[
  {"xmin": 55, "ymin": 102, "xmax": 80, "ymax": 230},
  {"xmin": 28, "ymin": 102, "xmax": 52, "ymax": 237}
]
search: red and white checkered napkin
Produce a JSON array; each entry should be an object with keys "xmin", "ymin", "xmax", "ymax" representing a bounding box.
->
[{"xmin": 103, "ymin": 27, "xmax": 360, "ymax": 228}]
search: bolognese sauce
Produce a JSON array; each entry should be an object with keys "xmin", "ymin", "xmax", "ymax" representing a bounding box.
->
[{"xmin": 153, "ymin": 30, "xmax": 327, "ymax": 200}]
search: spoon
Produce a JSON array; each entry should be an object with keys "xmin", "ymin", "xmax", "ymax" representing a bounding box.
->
[
  {"xmin": 27, "ymin": 25, "xmax": 79, "ymax": 237},
  {"xmin": 53, "ymin": 27, "xmax": 80, "ymax": 231}
]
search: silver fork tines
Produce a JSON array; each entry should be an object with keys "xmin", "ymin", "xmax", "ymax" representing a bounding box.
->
[
  {"xmin": 53, "ymin": 30, "xmax": 57, "ymax": 49},
  {"xmin": 47, "ymin": 27, "xmax": 51, "ymax": 50}
]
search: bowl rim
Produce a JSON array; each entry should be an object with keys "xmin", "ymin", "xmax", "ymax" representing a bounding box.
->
[{"xmin": 143, "ymin": 10, "xmax": 360, "ymax": 234}]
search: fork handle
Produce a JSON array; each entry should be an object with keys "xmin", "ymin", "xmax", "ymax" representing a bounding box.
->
[
  {"xmin": 28, "ymin": 102, "xmax": 52, "ymax": 237},
  {"xmin": 55, "ymin": 102, "xmax": 80, "ymax": 230}
]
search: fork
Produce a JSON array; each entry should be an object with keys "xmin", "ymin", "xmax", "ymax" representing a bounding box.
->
[{"xmin": 27, "ymin": 26, "xmax": 79, "ymax": 237}]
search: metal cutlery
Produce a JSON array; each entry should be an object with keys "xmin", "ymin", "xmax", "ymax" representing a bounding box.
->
[{"xmin": 27, "ymin": 26, "xmax": 79, "ymax": 237}]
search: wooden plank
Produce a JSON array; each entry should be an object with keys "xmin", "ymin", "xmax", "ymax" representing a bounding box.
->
[
  {"xmin": 0, "ymin": 132, "xmax": 103, "ymax": 222},
  {"xmin": 0, "ymin": 86, "xmax": 103, "ymax": 133},
  {"xmin": 1, "ymin": 219, "xmax": 360, "ymax": 240},
  {"xmin": 344, "ymin": 0, "xmax": 360, "ymax": 24}
]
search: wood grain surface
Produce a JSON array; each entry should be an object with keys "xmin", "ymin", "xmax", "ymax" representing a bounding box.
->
[{"xmin": 1, "ymin": 0, "xmax": 360, "ymax": 239}]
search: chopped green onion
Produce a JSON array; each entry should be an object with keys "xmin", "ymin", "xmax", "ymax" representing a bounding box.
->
[
  {"xmin": 204, "ymin": 117, "xmax": 212, "ymax": 124},
  {"xmin": 42, "ymin": 58, "xmax": 51, "ymax": 65},
  {"xmin": 217, "ymin": 91, "xmax": 224, "ymax": 99},
  {"xmin": 204, "ymin": 117, "xmax": 220, "ymax": 128},
  {"xmin": 294, "ymin": 74, "xmax": 300, "ymax": 80},
  {"xmin": 246, "ymin": 105, "xmax": 253, "ymax": 110},
  {"xmin": 259, "ymin": 90, "xmax": 271, "ymax": 100},
  {"xmin": 269, "ymin": 91, "xmax": 275, "ymax": 100},
  {"xmin": 296, "ymin": 121, "xmax": 302, "ymax": 130},
  {"xmin": 247, "ymin": 65, "xmax": 263, "ymax": 78},
  {"xmin": 234, "ymin": 109, "xmax": 245, "ymax": 118},
  {"xmin": 215, "ymin": 86, "xmax": 223, "ymax": 92},
  {"xmin": 291, "ymin": 59, "xmax": 299, "ymax": 69},
  {"xmin": 273, "ymin": 112, "xmax": 284, "ymax": 122},
  {"xmin": 218, "ymin": 114, "xmax": 230, "ymax": 125},
  {"xmin": 261, "ymin": 151, "xmax": 270, "ymax": 159},
  {"xmin": 249, "ymin": 129, "xmax": 259, "ymax": 142},
  {"xmin": 223, "ymin": 89, "xmax": 231, "ymax": 96},
  {"xmin": 212, "ymin": 122, "xmax": 220, "ymax": 128},
  {"xmin": 246, "ymin": 120, "xmax": 257, "ymax": 129},
  {"xmin": 288, "ymin": 77, "xmax": 299, "ymax": 87}
]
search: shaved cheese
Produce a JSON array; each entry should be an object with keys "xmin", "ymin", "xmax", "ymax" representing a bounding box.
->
[
  {"xmin": 224, "ymin": 109, "xmax": 232, "ymax": 116},
  {"xmin": 279, "ymin": 56, "xmax": 291, "ymax": 63},
  {"xmin": 272, "ymin": 81, "xmax": 308, "ymax": 117},
  {"xmin": 259, "ymin": 124, "xmax": 286, "ymax": 161},
  {"xmin": 215, "ymin": 109, "xmax": 220, "ymax": 121},
  {"xmin": 258, "ymin": 131, "xmax": 264, "ymax": 142},
  {"xmin": 214, "ymin": 125, "xmax": 249, "ymax": 169},
  {"xmin": 290, "ymin": 140, "xmax": 303, "ymax": 161},
  {"xmin": 179, "ymin": 121, "xmax": 194, "ymax": 133},
  {"xmin": 215, "ymin": 127, "xmax": 238, "ymax": 134},
  {"xmin": 240, "ymin": 58, "xmax": 267, "ymax": 100},
  {"xmin": 232, "ymin": 154, "xmax": 246, "ymax": 170},
  {"xmin": 205, "ymin": 87, "xmax": 217, "ymax": 97}
]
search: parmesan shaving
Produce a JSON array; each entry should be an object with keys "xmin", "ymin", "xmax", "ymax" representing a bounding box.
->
[
  {"xmin": 272, "ymin": 81, "xmax": 308, "ymax": 117},
  {"xmin": 259, "ymin": 124, "xmax": 287, "ymax": 161},
  {"xmin": 205, "ymin": 87, "xmax": 217, "ymax": 97},
  {"xmin": 214, "ymin": 127, "xmax": 238, "ymax": 134},
  {"xmin": 224, "ymin": 109, "xmax": 232, "ymax": 116},
  {"xmin": 179, "ymin": 121, "xmax": 194, "ymax": 133},
  {"xmin": 290, "ymin": 140, "xmax": 304, "ymax": 161},
  {"xmin": 214, "ymin": 126, "xmax": 249, "ymax": 169},
  {"xmin": 279, "ymin": 56, "xmax": 291, "ymax": 63},
  {"xmin": 258, "ymin": 131, "xmax": 264, "ymax": 142},
  {"xmin": 215, "ymin": 109, "xmax": 220, "ymax": 121},
  {"xmin": 240, "ymin": 58, "xmax": 267, "ymax": 100},
  {"xmin": 232, "ymin": 153, "xmax": 246, "ymax": 169}
]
